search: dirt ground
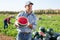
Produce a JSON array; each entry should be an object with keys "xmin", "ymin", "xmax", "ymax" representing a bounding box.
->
[{"xmin": 0, "ymin": 34, "xmax": 15, "ymax": 40}]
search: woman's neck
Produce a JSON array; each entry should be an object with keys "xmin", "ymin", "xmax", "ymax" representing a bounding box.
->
[{"xmin": 26, "ymin": 10, "xmax": 32, "ymax": 14}]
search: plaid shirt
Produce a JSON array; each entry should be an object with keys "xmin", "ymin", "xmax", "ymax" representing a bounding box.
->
[{"xmin": 16, "ymin": 11, "xmax": 37, "ymax": 33}]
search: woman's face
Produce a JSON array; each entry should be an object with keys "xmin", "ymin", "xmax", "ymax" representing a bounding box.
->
[{"xmin": 25, "ymin": 4, "xmax": 32, "ymax": 12}]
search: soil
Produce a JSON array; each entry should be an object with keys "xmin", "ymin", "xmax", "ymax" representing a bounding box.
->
[{"xmin": 0, "ymin": 34, "xmax": 15, "ymax": 40}]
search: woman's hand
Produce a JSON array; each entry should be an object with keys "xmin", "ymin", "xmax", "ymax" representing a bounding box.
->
[{"xmin": 28, "ymin": 24, "xmax": 33, "ymax": 29}]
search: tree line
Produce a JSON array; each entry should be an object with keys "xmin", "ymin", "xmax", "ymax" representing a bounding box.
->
[
  {"xmin": 34, "ymin": 9, "xmax": 60, "ymax": 14},
  {"xmin": 0, "ymin": 9, "xmax": 60, "ymax": 14}
]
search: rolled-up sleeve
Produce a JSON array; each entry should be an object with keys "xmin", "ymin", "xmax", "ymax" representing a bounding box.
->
[
  {"xmin": 32, "ymin": 15, "xmax": 37, "ymax": 30},
  {"xmin": 16, "ymin": 12, "xmax": 23, "ymax": 20},
  {"xmin": 15, "ymin": 12, "xmax": 23, "ymax": 28}
]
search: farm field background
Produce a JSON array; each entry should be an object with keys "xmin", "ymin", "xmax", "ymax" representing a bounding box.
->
[{"xmin": 0, "ymin": 14, "xmax": 60, "ymax": 38}]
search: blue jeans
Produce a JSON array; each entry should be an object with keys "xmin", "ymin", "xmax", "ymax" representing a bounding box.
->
[
  {"xmin": 4, "ymin": 21, "xmax": 8, "ymax": 29},
  {"xmin": 16, "ymin": 32, "xmax": 32, "ymax": 40}
]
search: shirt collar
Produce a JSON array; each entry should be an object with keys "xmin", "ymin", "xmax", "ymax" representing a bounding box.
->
[{"xmin": 24, "ymin": 11, "xmax": 33, "ymax": 15}]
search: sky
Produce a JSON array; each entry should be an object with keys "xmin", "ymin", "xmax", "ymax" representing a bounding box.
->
[{"xmin": 0, "ymin": 0, "xmax": 60, "ymax": 11}]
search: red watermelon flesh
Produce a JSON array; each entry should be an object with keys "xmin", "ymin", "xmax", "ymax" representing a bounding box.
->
[{"xmin": 18, "ymin": 16, "xmax": 28, "ymax": 25}]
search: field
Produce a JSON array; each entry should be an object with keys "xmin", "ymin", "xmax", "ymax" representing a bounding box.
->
[
  {"xmin": 36, "ymin": 14, "xmax": 60, "ymax": 32},
  {"xmin": 0, "ymin": 14, "xmax": 17, "ymax": 38},
  {"xmin": 0, "ymin": 14, "xmax": 60, "ymax": 38}
]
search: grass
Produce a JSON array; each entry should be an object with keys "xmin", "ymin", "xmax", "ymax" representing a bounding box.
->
[
  {"xmin": 36, "ymin": 14, "xmax": 60, "ymax": 32},
  {"xmin": 0, "ymin": 14, "xmax": 17, "ymax": 37},
  {"xmin": 0, "ymin": 14, "xmax": 60, "ymax": 37}
]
